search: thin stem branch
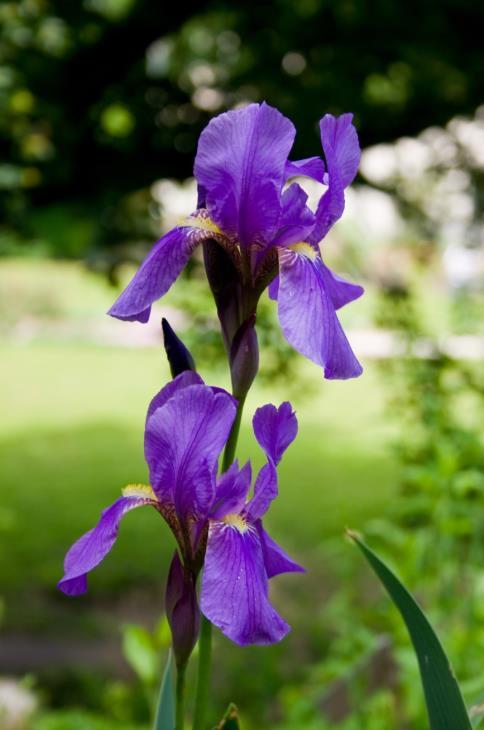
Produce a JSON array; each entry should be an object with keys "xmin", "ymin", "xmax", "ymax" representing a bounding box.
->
[
  {"xmin": 192, "ymin": 613, "xmax": 213, "ymax": 730},
  {"xmin": 175, "ymin": 662, "xmax": 187, "ymax": 730},
  {"xmin": 222, "ymin": 395, "xmax": 246, "ymax": 472}
]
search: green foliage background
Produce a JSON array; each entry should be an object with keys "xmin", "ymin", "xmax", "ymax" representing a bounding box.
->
[{"xmin": 2, "ymin": 0, "xmax": 484, "ymax": 257}]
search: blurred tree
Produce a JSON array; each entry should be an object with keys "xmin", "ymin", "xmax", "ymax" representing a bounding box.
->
[{"xmin": 1, "ymin": 0, "xmax": 484, "ymax": 254}]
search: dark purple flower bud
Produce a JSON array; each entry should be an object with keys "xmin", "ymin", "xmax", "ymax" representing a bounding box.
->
[
  {"xmin": 165, "ymin": 550, "xmax": 200, "ymax": 668},
  {"xmin": 229, "ymin": 315, "xmax": 259, "ymax": 401},
  {"xmin": 162, "ymin": 318, "xmax": 196, "ymax": 378}
]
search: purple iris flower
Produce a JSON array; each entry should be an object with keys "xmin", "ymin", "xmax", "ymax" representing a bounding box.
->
[
  {"xmin": 108, "ymin": 102, "xmax": 363, "ymax": 380},
  {"xmin": 58, "ymin": 372, "xmax": 303, "ymax": 646}
]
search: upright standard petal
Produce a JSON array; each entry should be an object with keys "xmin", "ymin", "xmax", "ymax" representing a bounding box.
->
[
  {"xmin": 270, "ymin": 184, "xmax": 316, "ymax": 249},
  {"xmin": 108, "ymin": 225, "xmax": 205, "ymax": 323},
  {"xmin": 246, "ymin": 401, "xmax": 297, "ymax": 520},
  {"xmin": 210, "ymin": 461, "xmax": 252, "ymax": 520},
  {"xmin": 146, "ymin": 371, "xmax": 203, "ymax": 421},
  {"xmin": 145, "ymin": 384, "xmax": 236, "ymax": 519},
  {"xmin": 321, "ymin": 113, "xmax": 360, "ymax": 188},
  {"xmin": 147, "ymin": 372, "xmax": 236, "ymax": 422},
  {"xmin": 308, "ymin": 113, "xmax": 361, "ymax": 245},
  {"xmin": 277, "ymin": 247, "xmax": 362, "ymax": 379},
  {"xmin": 246, "ymin": 462, "xmax": 278, "ymax": 521},
  {"xmin": 253, "ymin": 402, "xmax": 298, "ymax": 466},
  {"xmin": 285, "ymin": 156, "xmax": 325, "ymax": 182},
  {"xmin": 58, "ymin": 489, "xmax": 157, "ymax": 596},
  {"xmin": 201, "ymin": 521, "xmax": 290, "ymax": 645},
  {"xmin": 194, "ymin": 102, "xmax": 295, "ymax": 248}
]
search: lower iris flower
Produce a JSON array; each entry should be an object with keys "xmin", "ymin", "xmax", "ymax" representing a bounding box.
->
[
  {"xmin": 58, "ymin": 372, "xmax": 303, "ymax": 646},
  {"xmin": 108, "ymin": 103, "xmax": 363, "ymax": 380}
]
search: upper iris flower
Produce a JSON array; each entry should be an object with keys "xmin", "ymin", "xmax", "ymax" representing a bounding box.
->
[
  {"xmin": 108, "ymin": 102, "xmax": 363, "ymax": 380},
  {"xmin": 58, "ymin": 371, "xmax": 303, "ymax": 646}
]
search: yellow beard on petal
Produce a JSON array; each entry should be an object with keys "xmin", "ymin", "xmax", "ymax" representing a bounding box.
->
[
  {"xmin": 221, "ymin": 513, "xmax": 251, "ymax": 534},
  {"xmin": 181, "ymin": 213, "xmax": 222, "ymax": 236},
  {"xmin": 122, "ymin": 484, "xmax": 157, "ymax": 500},
  {"xmin": 288, "ymin": 242, "xmax": 318, "ymax": 260}
]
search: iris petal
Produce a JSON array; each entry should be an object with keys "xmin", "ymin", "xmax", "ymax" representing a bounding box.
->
[
  {"xmin": 308, "ymin": 113, "xmax": 361, "ymax": 245},
  {"xmin": 58, "ymin": 494, "xmax": 156, "ymax": 595},
  {"xmin": 257, "ymin": 522, "xmax": 305, "ymax": 578},
  {"xmin": 285, "ymin": 156, "xmax": 325, "ymax": 182},
  {"xmin": 210, "ymin": 461, "xmax": 252, "ymax": 519},
  {"xmin": 194, "ymin": 102, "xmax": 295, "ymax": 248},
  {"xmin": 271, "ymin": 183, "xmax": 316, "ymax": 248},
  {"xmin": 268, "ymin": 275, "xmax": 279, "ymax": 300},
  {"xmin": 245, "ymin": 401, "xmax": 297, "ymax": 520},
  {"xmin": 144, "ymin": 384, "xmax": 236, "ymax": 519},
  {"xmin": 246, "ymin": 462, "xmax": 278, "ymax": 521},
  {"xmin": 320, "ymin": 261, "xmax": 364, "ymax": 310},
  {"xmin": 252, "ymin": 401, "xmax": 298, "ymax": 466},
  {"xmin": 201, "ymin": 521, "xmax": 290, "ymax": 645},
  {"xmin": 277, "ymin": 248, "xmax": 362, "ymax": 379},
  {"xmin": 147, "ymin": 371, "xmax": 203, "ymax": 421},
  {"xmin": 108, "ymin": 224, "xmax": 209, "ymax": 323},
  {"xmin": 321, "ymin": 113, "xmax": 360, "ymax": 188}
]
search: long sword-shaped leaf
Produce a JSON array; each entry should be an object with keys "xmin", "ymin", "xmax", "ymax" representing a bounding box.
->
[
  {"xmin": 349, "ymin": 531, "xmax": 471, "ymax": 730},
  {"xmin": 154, "ymin": 650, "xmax": 175, "ymax": 730}
]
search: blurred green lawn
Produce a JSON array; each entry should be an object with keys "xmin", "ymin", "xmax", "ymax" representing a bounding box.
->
[
  {"xmin": 0, "ymin": 340, "xmax": 396, "ymax": 618},
  {"xmin": 0, "ymin": 258, "xmax": 399, "ymax": 642}
]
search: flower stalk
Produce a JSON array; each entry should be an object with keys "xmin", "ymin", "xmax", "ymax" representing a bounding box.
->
[
  {"xmin": 175, "ymin": 661, "xmax": 187, "ymax": 730},
  {"xmin": 192, "ymin": 614, "xmax": 213, "ymax": 730}
]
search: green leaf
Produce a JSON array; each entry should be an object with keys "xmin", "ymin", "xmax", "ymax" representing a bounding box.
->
[
  {"xmin": 154, "ymin": 650, "xmax": 175, "ymax": 730},
  {"xmin": 216, "ymin": 703, "xmax": 240, "ymax": 729},
  {"xmin": 122, "ymin": 624, "xmax": 158, "ymax": 684},
  {"xmin": 349, "ymin": 531, "xmax": 472, "ymax": 730}
]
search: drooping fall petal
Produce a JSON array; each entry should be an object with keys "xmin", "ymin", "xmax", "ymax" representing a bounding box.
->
[
  {"xmin": 108, "ymin": 226, "xmax": 205, "ymax": 323},
  {"xmin": 277, "ymin": 247, "xmax": 362, "ymax": 379},
  {"xmin": 257, "ymin": 523, "xmax": 305, "ymax": 578},
  {"xmin": 202, "ymin": 521, "xmax": 290, "ymax": 645},
  {"xmin": 58, "ymin": 490, "xmax": 157, "ymax": 596}
]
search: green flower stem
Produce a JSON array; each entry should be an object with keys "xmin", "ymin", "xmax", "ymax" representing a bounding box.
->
[
  {"xmin": 192, "ymin": 614, "xmax": 213, "ymax": 730},
  {"xmin": 175, "ymin": 662, "xmax": 187, "ymax": 730},
  {"xmin": 222, "ymin": 395, "xmax": 246, "ymax": 472},
  {"xmin": 192, "ymin": 395, "xmax": 246, "ymax": 730}
]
